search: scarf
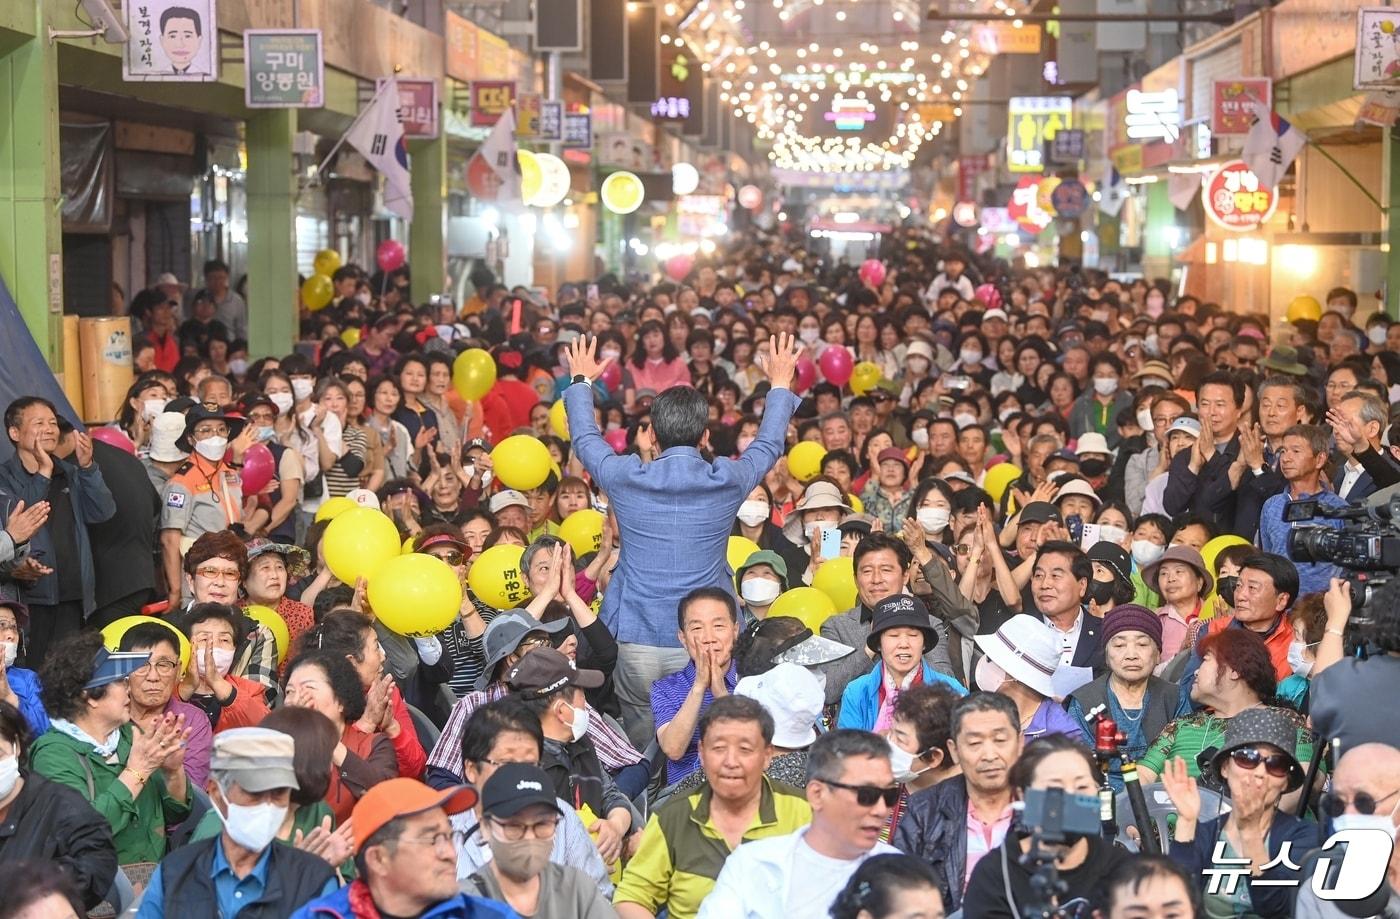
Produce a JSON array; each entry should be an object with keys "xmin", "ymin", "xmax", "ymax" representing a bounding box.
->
[
  {"xmin": 50, "ymin": 718, "xmax": 121, "ymax": 759},
  {"xmin": 346, "ymin": 880, "xmax": 384, "ymax": 919}
]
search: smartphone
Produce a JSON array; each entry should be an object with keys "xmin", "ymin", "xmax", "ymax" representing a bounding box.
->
[
  {"xmin": 586, "ymin": 283, "xmax": 600, "ymax": 303},
  {"xmin": 819, "ymin": 527, "xmax": 843, "ymax": 560},
  {"xmin": 945, "ymin": 375, "xmax": 971, "ymax": 390},
  {"xmin": 1065, "ymin": 514, "xmax": 1084, "ymax": 545},
  {"xmin": 1078, "ymin": 522, "xmax": 1102, "ymax": 551}
]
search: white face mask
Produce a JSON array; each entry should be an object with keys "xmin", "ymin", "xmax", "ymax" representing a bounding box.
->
[
  {"xmin": 292, "ymin": 378, "xmax": 314, "ymax": 402},
  {"xmin": 959, "ymin": 349, "xmax": 983, "ymax": 367},
  {"xmin": 197, "ymin": 646, "xmax": 235, "ymax": 678},
  {"xmin": 355, "ymin": 290, "xmax": 373, "ymax": 307},
  {"xmin": 740, "ymin": 578, "xmax": 782, "ymax": 606},
  {"xmin": 907, "ymin": 357, "xmax": 930, "ymax": 375},
  {"xmin": 0, "ymin": 755, "xmax": 18, "ymax": 801},
  {"xmin": 1143, "ymin": 333, "xmax": 1161, "ymax": 355},
  {"xmin": 194, "ymin": 437, "xmax": 229, "ymax": 462},
  {"xmin": 975, "ymin": 656, "xmax": 1006, "ymax": 693},
  {"xmin": 1369, "ymin": 326, "xmax": 1389, "ymax": 346},
  {"xmin": 736, "ymin": 500, "xmax": 770, "ymax": 527},
  {"xmin": 1332, "ymin": 809, "xmax": 1400, "ymax": 840},
  {"xmin": 887, "ymin": 739, "xmax": 929, "ymax": 785},
  {"xmin": 917, "ymin": 507, "xmax": 950, "ymax": 535},
  {"xmin": 269, "ymin": 392, "xmax": 294, "ymax": 415},
  {"xmin": 563, "ymin": 701, "xmax": 590, "ymax": 742},
  {"xmin": 911, "ymin": 428, "xmax": 929, "ymax": 449},
  {"xmin": 141, "ymin": 398, "xmax": 168, "ymax": 421},
  {"xmin": 998, "ymin": 408, "xmax": 1018, "ymax": 423},
  {"xmin": 218, "ymin": 791, "xmax": 288, "ymax": 852},
  {"xmin": 1093, "ymin": 376, "xmax": 1119, "ymax": 397},
  {"xmin": 229, "ymin": 358, "xmax": 250, "ymax": 376},
  {"xmin": 1097, "ymin": 524, "xmax": 1128, "ymax": 547},
  {"xmin": 1, "ymin": 641, "xmax": 15, "ymax": 669},
  {"xmin": 600, "ymin": 348, "xmax": 622, "ymax": 362},
  {"xmin": 953, "ymin": 412, "xmax": 978, "ymax": 430},
  {"xmin": 1287, "ymin": 639, "xmax": 1314, "ymax": 678},
  {"xmin": 799, "ymin": 327, "xmax": 821, "ymax": 344},
  {"xmin": 1130, "ymin": 539, "xmax": 1165, "ymax": 567},
  {"xmin": 1136, "ymin": 408, "xmax": 1154, "ymax": 434},
  {"xmin": 803, "ymin": 521, "xmax": 825, "ymax": 542}
]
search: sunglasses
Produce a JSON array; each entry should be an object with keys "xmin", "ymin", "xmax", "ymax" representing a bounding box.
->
[
  {"xmin": 820, "ymin": 778, "xmax": 900, "ymax": 808},
  {"xmin": 1320, "ymin": 788, "xmax": 1400, "ymax": 818},
  {"xmin": 430, "ymin": 550, "xmax": 465, "ymax": 566},
  {"xmin": 1229, "ymin": 746, "xmax": 1292, "ymax": 779}
]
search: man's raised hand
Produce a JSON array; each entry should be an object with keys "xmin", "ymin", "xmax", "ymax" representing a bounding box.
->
[
  {"xmin": 567, "ymin": 336, "xmax": 609, "ymax": 383},
  {"xmin": 764, "ymin": 332, "xmax": 802, "ymax": 391}
]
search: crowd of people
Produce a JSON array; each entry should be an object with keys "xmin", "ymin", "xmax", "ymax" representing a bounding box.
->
[{"xmin": 0, "ymin": 226, "xmax": 1399, "ymax": 919}]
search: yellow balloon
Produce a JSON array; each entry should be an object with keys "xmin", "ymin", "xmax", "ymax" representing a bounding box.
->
[
  {"xmin": 1286, "ymin": 295, "xmax": 1322, "ymax": 323},
  {"xmin": 100, "ymin": 616, "xmax": 190, "ymax": 669},
  {"xmin": 982, "ymin": 463, "xmax": 1023, "ymax": 505},
  {"xmin": 322, "ymin": 507, "xmax": 402, "ymax": 585},
  {"xmin": 549, "ymin": 399, "xmax": 570, "ymax": 440},
  {"xmin": 403, "ymin": 534, "xmax": 417, "ymax": 555},
  {"xmin": 727, "ymin": 535, "xmax": 762, "ymax": 573},
  {"xmin": 812, "ymin": 556, "xmax": 858, "ymax": 611},
  {"xmin": 851, "ymin": 362, "xmax": 882, "ymax": 396},
  {"xmin": 787, "ymin": 441, "xmax": 828, "ymax": 483},
  {"xmin": 491, "ymin": 435, "xmax": 553, "ymax": 491},
  {"xmin": 848, "ymin": 493, "xmax": 865, "ymax": 513},
  {"xmin": 368, "ymin": 554, "xmax": 464, "ymax": 638},
  {"xmin": 468, "ymin": 544, "xmax": 531, "ymax": 608},
  {"xmin": 558, "ymin": 509, "xmax": 606, "ymax": 557},
  {"xmin": 301, "ymin": 274, "xmax": 334, "ymax": 311},
  {"xmin": 314, "ymin": 496, "xmax": 359, "ymax": 524},
  {"xmin": 453, "ymin": 349, "xmax": 497, "ymax": 401},
  {"xmin": 313, "ymin": 249, "xmax": 343, "ymax": 278},
  {"xmin": 341, "ymin": 327, "xmax": 361, "ymax": 348},
  {"xmin": 518, "ymin": 150, "xmax": 543, "ymax": 205},
  {"xmin": 768, "ymin": 587, "xmax": 839, "ymax": 632},
  {"xmin": 243, "ymin": 604, "xmax": 292, "ymax": 663},
  {"xmin": 601, "ymin": 171, "xmax": 645, "ymax": 215}
]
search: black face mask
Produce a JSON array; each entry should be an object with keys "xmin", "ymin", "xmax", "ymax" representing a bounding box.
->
[
  {"xmin": 1088, "ymin": 578, "xmax": 1118, "ymax": 606},
  {"xmin": 1216, "ymin": 575, "xmax": 1238, "ymax": 607},
  {"xmin": 1080, "ymin": 458, "xmax": 1110, "ymax": 478}
]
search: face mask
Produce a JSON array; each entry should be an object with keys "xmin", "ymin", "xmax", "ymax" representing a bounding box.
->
[
  {"xmin": 959, "ymin": 349, "xmax": 983, "ymax": 367},
  {"xmin": 887, "ymin": 740, "xmax": 930, "ymax": 785},
  {"xmin": 255, "ymin": 426, "xmax": 276, "ymax": 443},
  {"xmin": 737, "ymin": 435, "xmax": 756, "ymax": 453},
  {"xmin": 142, "ymin": 398, "xmax": 168, "ymax": 421},
  {"xmin": 269, "ymin": 392, "xmax": 294, "ymax": 415},
  {"xmin": 1143, "ymin": 333, "xmax": 1161, "ymax": 357},
  {"xmin": 600, "ymin": 348, "xmax": 622, "ymax": 362},
  {"xmin": 1287, "ymin": 639, "xmax": 1314, "ymax": 678},
  {"xmin": 218, "ymin": 792, "xmax": 288, "ymax": 852},
  {"xmin": 998, "ymin": 408, "xmax": 1018, "ymax": 423},
  {"xmin": 1090, "ymin": 309, "xmax": 1110, "ymax": 324},
  {"xmin": 1097, "ymin": 524, "xmax": 1128, "ymax": 546},
  {"xmin": 0, "ymin": 755, "xmax": 17, "ymax": 801},
  {"xmin": 804, "ymin": 520, "xmax": 824, "ymax": 542},
  {"xmin": 1145, "ymin": 297, "xmax": 1165, "ymax": 318},
  {"xmin": 907, "ymin": 357, "xmax": 930, "ymax": 375},
  {"xmin": 975, "ymin": 656, "xmax": 1006, "ymax": 693},
  {"xmin": 194, "ymin": 436, "xmax": 229, "ymax": 462},
  {"xmin": 229, "ymin": 358, "xmax": 250, "ymax": 376},
  {"xmin": 1136, "ymin": 408, "xmax": 1154, "ymax": 434},
  {"xmin": 1080, "ymin": 458, "xmax": 1110, "ymax": 478},
  {"xmin": 1130, "ymin": 540, "xmax": 1164, "ymax": 567},
  {"xmin": 1369, "ymin": 326, "xmax": 1389, "ymax": 346},
  {"xmin": 1093, "ymin": 377, "xmax": 1119, "ymax": 397},
  {"xmin": 1, "ymin": 641, "xmax": 15, "ymax": 669},
  {"xmin": 1216, "ymin": 575, "xmax": 1238, "ymax": 607},
  {"xmin": 953, "ymin": 412, "xmax": 978, "ymax": 429},
  {"xmin": 741, "ymin": 578, "xmax": 782, "ymax": 606},
  {"xmin": 197, "ymin": 646, "xmax": 235, "ymax": 678},
  {"xmin": 487, "ymin": 834, "xmax": 554, "ymax": 881},
  {"xmin": 736, "ymin": 500, "xmax": 770, "ymax": 527},
  {"xmin": 355, "ymin": 290, "xmax": 373, "ymax": 307},
  {"xmin": 917, "ymin": 507, "xmax": 950, "ymax": 535},
  {"xmin": 563, "ymin": 701, "xmax": 589, "ymax": 742},
  {"xmin": 799, "ymin": 327, "xmax": 821, "ymax": 344},
  {"xmin": 292, "ymin": 378, "xmax": 314, "ymax": 402},
  {"xmin": 1088, "ymin": 578, "xmax": 1117, "ymax": 606},
  {"xmin": 1332, "ymin": 810, "xmax": 1400, "ymax": 840},
  {"xmin": 911, "ymin": 428, "xmax": 929, "ymax": 449}
]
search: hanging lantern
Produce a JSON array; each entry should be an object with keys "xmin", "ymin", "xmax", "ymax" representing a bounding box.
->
[{"xmin": 601, "ymin": 171, "xmax": 645, "ymax": 215}]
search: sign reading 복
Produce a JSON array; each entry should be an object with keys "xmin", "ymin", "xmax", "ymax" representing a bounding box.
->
[
  {"xmin": 1008, "ymin": 97, "xmax": 1072, "ymax": 173},
  {"xmin": 1356, "ymin": 7, "xmax": 1400, "ymax": 90},
  {"xmin": 1202, "ymin": 160, "xmax": 1277, "ymax": 231},
  {"xmin": 244, "ymin": 30, "xmax": 323, "ymax": 108},
  {"xmin": 382, "ymin": 79, "xmax": 439, "ymax": 138},
  {"xmin": 1212, "ymin": 78, "xmax": 1273, "ymax": 135},
  {"xmin": 1125, "ymin": 88, "xmax": 1182, "ymax": 143},
  {"xmin": 562, "ymin": 112, "xmax": 593, "ymax": 149},
  {"xmin": 471, "ymin": 80, "xmax": 516, "ymax": 127}
]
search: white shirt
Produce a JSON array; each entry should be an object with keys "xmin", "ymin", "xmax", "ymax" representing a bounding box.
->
[
  {"xmin": 1338, "ymin": 459, "xmax": 1366, "ymax": 500},
  {"xmin": 1048, "ymin": 610, "xmax": 1084, "ymax": 667}
]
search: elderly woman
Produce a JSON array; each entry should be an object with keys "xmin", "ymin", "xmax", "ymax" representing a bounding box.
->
[
  {"xmin": 837, "ymin": 594, "xmax": 966, "ymax": 731},
  {"xmin": 1141, "ymin": 545, "xmax": 1213, "ymax": 662},
  {"xmin": 973, "ymin": 616, "xmax": 1090, "ymax": 745},
  {"xmin": 242, "ymin": 538, "xmax": 315, "ymax": 659},
  {"xmin": 1163, "ymin": 707, "xmax": 1321, "ymax": 918},
  {"xmin": 782, "ymin": 478, "xmax": 854, "ymax": 585},
  {"xmin": 30, "ymin": 633, "xmax": 191, "ymax": 866},
  {"xmin": 0, "ymin": 701, "xmax": 117, "ymax": 910},
  {"xmin": 0, "ymin": 600, "xmax": 46, "ymax": 737},
  {"xmin": 1068, "ymin": 606, "xmax": 1189, "ymax": 792},
  {"xmin": 183, "ymin": 531, "xmax": 280, "ymax": 699}
]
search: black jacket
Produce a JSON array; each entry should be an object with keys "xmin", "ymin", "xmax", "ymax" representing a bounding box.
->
[
  {"xmin": 87, "ymin": 439, "xmax": 160, "ymax": 610},
  {"xmin": 0, "ymin": 772, "xmax": 117, "ymax": 908},
  {"xmin": 1163, "ymin": 433, "xmax": 1242, "ymax": 534},
  {"xmin": 159, "ymin": 834, "xmax": 335, "ymax": 918},
  {"xmin": 962, "ymin": 830, "xmax": 1132, "ymax": 919},
  {"xmin": 891, "ymin": 776, "xmax": 971, "ymax": 912}
]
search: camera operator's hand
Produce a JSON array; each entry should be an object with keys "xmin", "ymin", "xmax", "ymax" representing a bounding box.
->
[{"xmin": 1323, "ymin": 577, "xmax": 1352, "ymax": 632}]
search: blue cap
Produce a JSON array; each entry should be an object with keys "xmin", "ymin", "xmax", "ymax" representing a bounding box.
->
[{"xmin": 84, "ymin": 647, "xmax": 151, "ymax": 690}]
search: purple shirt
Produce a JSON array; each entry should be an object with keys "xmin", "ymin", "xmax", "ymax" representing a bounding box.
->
[
  {"xmin": 166, "ymin": 695, "xmax": 212, "ymax": 788},
  {"xmin": 651, "ymin": 659, "xmax": 738, "ymax": 784},
  {"xmin": 1024, "ymin": 698, "xmax": 1092, "ymax": 747}
]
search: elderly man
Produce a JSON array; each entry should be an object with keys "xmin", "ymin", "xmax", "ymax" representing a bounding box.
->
[
  {"xmin": 136, "ymin": 728, "xmax": 337, "ymax": 918},
  {"xmin": 697, "ymin": 729, "xmax": 899, "ymax": 918},
  {"xmin": 119, "ymin": 621, "xmax": 212, "ymax": 788},
  {"xmin": 615, "ymin": 696, "xmax": 812, "ymax": 919},
  {"xmin": 292, "ymin": 778, "xmax": 514, "ymax": 919},
  {"xmin": 563, "ymin": 334, "xmax": 801, "ymax": 747},
  {"xmin": 1179, "ymin": 552, "xmax": 1298, "ymax": 701},
  {"xmin": 1332, "ymin": 390, "xmax": 1390, "ymax": 502},
  {"xmin": 652, "ymin": 588, "xmax": 741, "ymax": 787},
  {"xmin": 1259, "ymin": 424, "xmax": 1346, "ymax": 596}
]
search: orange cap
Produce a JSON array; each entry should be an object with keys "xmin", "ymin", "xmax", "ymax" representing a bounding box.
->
[{"xmin": 351, "ymin": 778, "xmax": 478, "ymax": 853}]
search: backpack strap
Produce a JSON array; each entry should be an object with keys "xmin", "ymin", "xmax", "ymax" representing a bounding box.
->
[{"xmin": 73, "ymin": 749, "xmax": 95, "ymax": 800}]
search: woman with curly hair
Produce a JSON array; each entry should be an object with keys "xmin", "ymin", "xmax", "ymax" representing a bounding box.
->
[
  {"xmin": 830, "ymin": 853, "xmax": 945, "ymax": 919},
  {"xmin": 29, "ymin": 632, "xmax": 191, "ymax": 866}
]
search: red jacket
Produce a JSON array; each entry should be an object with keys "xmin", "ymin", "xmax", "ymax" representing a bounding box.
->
[
  {"xmin": 146, "ymin": 330, "xmax": 180, "ymax": 373},
  {"xmin": 494, "ymin": 378, "xmax": 541, "ymax": 432},
  {"xmin": 388, "ymin": 685, "xmax": 426, "ymax": 779},
  {"xmin": 211, "ymin": 674, "xmax": 272, "ymax": 733}
]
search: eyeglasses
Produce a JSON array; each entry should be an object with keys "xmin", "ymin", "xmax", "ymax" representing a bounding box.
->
[
  {"xmin": 134, "ymin": 659, "xmax": 180, "ymax": 677},
  {"xmin": 0, "ymin": 619, "xmax": 17, "ymax": 634},
  {"xmin": 194, "ymin": 566, "xmax": 241, "ymax": 582},
  {"xmin": 398, "ymin": 831, "xmax": 456, "ymax": 850},
  {"xmin": 1229, "ymin": 746, "xmax": 1293, "ymax": 779},
  {"xmin": 430, "ymin": 551, "xmax": 465, "ymax": 566},
  {"xmin": 487, "ymin": 814, "xmax": 560, "ymax": 841},
  {"xmin": 1321, "ymin": 788, "xmax": 1400, "ymax": 818},
  {"xmin": 818, "ymin": 778, "xmax": 901, "ymax": 808},
  {"xmin": 193, "ymin": 426, "xmax": 229, "ymax": 438},
  {"xmin": 517, "ymin": 636, "xmax": 552, "ymax": 653}
]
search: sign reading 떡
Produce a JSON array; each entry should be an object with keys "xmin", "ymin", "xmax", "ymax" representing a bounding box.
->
[
  {"xmin": 244, "ymin": 30, "xmax": 323, "ymax": 108},
  {"xmin": 471, "ymin": 81, "xmax": 516, "ymax": 127}
]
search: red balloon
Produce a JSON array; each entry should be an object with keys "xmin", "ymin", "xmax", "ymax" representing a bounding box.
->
[
  {"xmin": 664, "ymin": 254, "xmax": 694, "ymax": 282},
  {"xmin": 600, "ymin": 362, "xmax": 623, "ymax": 393},
  {"xmin": 376, "ymin": 239, "xmax": 406, "ymax": 273},
  {"xmin": 859, "ymin": 259, "xmax": 887, "ymax": 287},
  {"xmin": 90, "ymin": 426, "xmax": 134, "ymax": 455},
  {"xmin": 603, "ymin": 428, "xmax": 628, "ymax": 453},
  {"xmin": 795, "ymin": 357, "xmax": 817, "ymax": 393},
  {"xmin": 240, "ymin": 443, "xmax": 276, "ymax": 496},
  {"xmin": 819, "ymin": 346, "xmax": 854, "ymax": 387}
]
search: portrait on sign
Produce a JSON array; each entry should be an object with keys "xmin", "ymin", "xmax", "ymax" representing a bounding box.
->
[{"xmin": 123, "ymin": 0, "xmax": 219, "ymax": 82}]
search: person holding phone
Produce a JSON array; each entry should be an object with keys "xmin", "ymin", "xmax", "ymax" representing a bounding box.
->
[{"xmin": 780, "ymin": 479, "xmax": 854, "ymax": 584}]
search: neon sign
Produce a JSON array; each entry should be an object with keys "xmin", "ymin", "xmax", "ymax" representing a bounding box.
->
[{"xmin": 825, "ymin": 98, "xmax": 876, "ymax": 131}]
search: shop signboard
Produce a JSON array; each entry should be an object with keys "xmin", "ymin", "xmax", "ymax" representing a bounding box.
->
[
  {"xmin": 562, "ymin": 112, "xmax": 593, "ymax": 149},
  {"xmin": 957, "ymin": 155, "xmax": 988, "ymax": 201},
  {"xmin": 383, "ymin": 79, "xmax": 439, "ymax": 138},
  {"xmin": 471, "ymin": 80, "xmax": 516, "ymax": 127},
  {"xmin": 1007, "ymin": 176, "xmax": 1054, "ymax": 234},
  {"xmin": 1007, "ymin": 97, "xmax": 1072, "ymax": 173},
  {"xmin": 446, "ymin": 13, "xmax": 479, "ymax": 82},
  {"xmin": 123, "ymin": 0, "xmax": 219, "ymax": 82},
  {"xmin": 1211, "ymin": 79, "xmax": 1272, "ymax": 135},
  {"xmin": 1050, "ymin": 180, "xmax": 1089, "ymax": 218},
  {"xmin": 538, "ymin": 102, "xmax": 564, "ymax": 140},
  {"xmin": 1124, "ymin": 88, "xmax": 1181, "ymax": 143},
  {"xmin": 516, "ymin": 92, "xmax": 543, "ymax": 137},
  {"xmin": 969, "ymin": 22, "xmax": 1042, "ymax": 54},
  {"xmin": 244, "ymin": 30, "xmax": 323, "ymax": 108},
  {"xmin": 1357, "ymin": 90, "xmax": 1400, "ymax": 127},
  {"xmin": 978, "ymin": 207, "xmax": 1019, "ymax": 235},
  {"xmin": 1202, "ymin": 160, "xmax": 1277, "ymax": 232},
  {"xmin": 1355, "ymin": 7, "xmax": 1400, "ymax": 90},
  {"xmin": 1049, "ymin": 129, "xmax": 1086, "ymax": 165}
]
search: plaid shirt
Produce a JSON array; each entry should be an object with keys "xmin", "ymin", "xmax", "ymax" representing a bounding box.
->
[{"xmin": 235, "ymin": 624, "xmax": 281, "ymax": 706}]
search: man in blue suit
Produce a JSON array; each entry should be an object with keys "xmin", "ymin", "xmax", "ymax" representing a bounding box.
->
[
  {"xmin": 564, "ymin": 333, "xmax": 802, "ymax": 745},
  {"xmin": 1331, "ymin": 390, "xmax": 1387, "ymax": 504}
]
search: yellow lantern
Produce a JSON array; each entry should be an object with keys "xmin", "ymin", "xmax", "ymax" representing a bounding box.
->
[
  {"xmin": 517, "ymin": 150, "xmax": 543, "ymax": 206},
  {"xmin": 601, "ymin": 171, "xmax": 645, "ymax": 215}
]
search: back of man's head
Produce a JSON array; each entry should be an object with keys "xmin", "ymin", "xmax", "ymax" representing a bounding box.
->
[{"xmin": 651, "ymin": 386, "xmax": 709, "ymax": 451}]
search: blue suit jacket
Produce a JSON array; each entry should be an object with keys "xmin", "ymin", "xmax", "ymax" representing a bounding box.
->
[
  {"xmin": 1334, "ymin": 465, "xmax": 1376, "ymax": 503},
  {"xmin": 565, "ymin": 382, "xmax": 800, "ymax": 646}
]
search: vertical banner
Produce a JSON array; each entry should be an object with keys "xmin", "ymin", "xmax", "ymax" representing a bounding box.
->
[
  {"xmin": 123, "ymin": 0, "xmax": 219, "ymax": 81},
  {"xmin": 562, "ymin": 112, "xmax": 593, "ymax": 149},
  {"xmin": 516, "ymin": 93, "xmax": 543, "ymax": 137},
  {"xmin": 538, "ymin": 101, "xmax": 564, "ymax": 141}
]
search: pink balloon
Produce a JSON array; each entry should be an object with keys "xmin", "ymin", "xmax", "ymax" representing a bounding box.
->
[
  {"xmin": 376, "ymin": 239, "xmax": 406, "ymax": 272},
  {"xmin": 665, "ymin": 254, "xmax": 694, "ymax": 282},
  {"xmin": 859, "ymin": 259, "xmax": 887, "ymax": 287},
  {"xmin": 819, "ymin": 346, "xmax": 853, "ymax": 387},
  {"xmin": 240, "ymin": 443, "xmax": 276, "ymax": 495},
  {"xmin": 603, "ymin": 428, "xmax": 628, "ymax": 453},
  {"xmin": 90, "ymin": 426, "xmax": 135, "ymax": 455},
  {"xmin": 795, "ymin": 357, "xmax": 817, "ymax": 393},
  {"xmin": 600, "ymin": 362, "xmax": 623, "ymax": 393}
]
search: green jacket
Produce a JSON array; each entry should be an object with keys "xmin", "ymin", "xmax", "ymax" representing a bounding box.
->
[{"xmin": 29, "ymin": 724, "xmax": 191, "ymax": 864}]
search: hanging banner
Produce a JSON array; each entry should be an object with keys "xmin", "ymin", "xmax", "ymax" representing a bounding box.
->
[
  {"xmin": 1211, "ymin": 78, "xmax": 1273, "ymax": 135},
  {"xmin": 123, "ymin": 0, "xmax": 219, "ymax": 82},
  {"xmin": 1357, "ymin": 90, "xmax": 1400, "ymax": 127},
  {"xmin": 1202, "ymin": 160, "xmax": 1277, "ymax": 232},
  {"xmin": 538, "ymin": 101, "xmax": 564, "ymax": 141},
  {"xmin": 516, "ymin": 93, "xmax": 543, "ymax": 137},
  {"xmin": 957, "ymin": 156, "xmax": 988, "ymax": 202},
  {"xmin": 1007, "ymin": 97, "xmax": 1072, "ymax": 173},
  {"xmin": 471, "ymin": 80, "xmax": 517, "ymax": 127},
  {"xmin": 244, "ymin": 30, "xmax": 323, "ymax": 108},
  {"xmin": 1355, "ymin": 7, "xmax": 1400, "ymax": 90},
  {"xmin": 563, "ymin": 112, "xmax": 593, "ymax": 149},
  {"xmin": 970, "ymin": 22, "xmax": 1042, "ymax": 54},
  {"xmin": 382, "ymin": 79, "xmax": 439, "ymax": 139}
]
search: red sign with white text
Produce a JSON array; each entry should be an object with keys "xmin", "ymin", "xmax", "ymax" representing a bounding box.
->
[{"xmin": 1202, "ymin": 160, "xmax": 1277, "ymax": 231}]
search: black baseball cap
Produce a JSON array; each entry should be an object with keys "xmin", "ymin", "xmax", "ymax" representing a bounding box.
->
[
  {"xmin": 504, "ymin": 647, "xmax": 604, "ymax": 699},
  {"xmin": 1018, "ymin": 501, "xmax": 1063, "ymax": 526},
  {"xmin": 480, "ymin": 764, "xmax": 563, "ymax": 819}
]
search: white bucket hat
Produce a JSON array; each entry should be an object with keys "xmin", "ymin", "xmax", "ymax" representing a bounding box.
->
[
  {"xmin": 1074, "ymin": 432, "xmax": 1111, "ymax": 457},
  {"xmin": 781, "ymin": 480, "xmax": 853, "ymax": 544},
  {"xmin": 736, "ymin": 662, "xmax": 825, "ymax": 748},
  {"xmin": 974, "ymin": 615, "xmax": 1060, "ymax": 698},
  {"xmin": 148, "ymin": 411, "xmax": 190, "ymax": 463}
]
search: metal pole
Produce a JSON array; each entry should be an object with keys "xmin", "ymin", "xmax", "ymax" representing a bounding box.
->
[
  {"xmin": 926, "ymin": 10, "xmax": 1235, "ymax": 22},
  {"xmin": 547, "ymin": 50, "xmax": 562, "ymax": 157}
]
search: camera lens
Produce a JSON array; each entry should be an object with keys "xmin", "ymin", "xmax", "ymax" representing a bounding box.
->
[{"xmin": 1288, "ymin": 527, "xmax": 1337, "ymax": 564}]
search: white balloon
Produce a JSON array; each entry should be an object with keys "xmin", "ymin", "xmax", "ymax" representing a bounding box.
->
[
  {"xmin": 672, "ymin": 162, "xmax": 700, "ymax": 196},
  {"xmin": 531, "ymin": 153, "xmax": 571, "ymax": 207}
]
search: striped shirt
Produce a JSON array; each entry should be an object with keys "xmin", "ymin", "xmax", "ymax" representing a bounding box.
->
[
  {"xmin": 651, "ymin": 661, "xmax": 739, "ymax": 785},
  {"xmin": 438, "ymin": 595, "xmax": 499, "ymax": 698},
  {"xmin": 323, "ymin": 424, "xmax": 369, "ymax": 498}
]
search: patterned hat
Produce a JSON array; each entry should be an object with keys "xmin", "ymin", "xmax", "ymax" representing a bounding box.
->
[{"xmin": 1208, "ymin": 707, "xmax": 1306, "ymax": 792}]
